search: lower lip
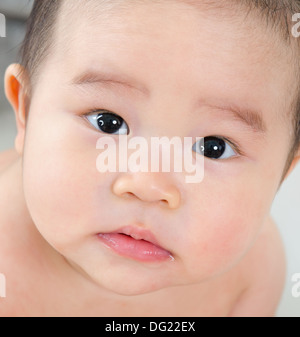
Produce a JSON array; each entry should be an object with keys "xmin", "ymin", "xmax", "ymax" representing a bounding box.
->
[{"xmin": 98, "ymin": 233, "xmax": 173, "ymax": 262}]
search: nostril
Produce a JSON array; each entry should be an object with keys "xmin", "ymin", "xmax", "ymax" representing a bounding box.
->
[
  {"xmin": 125, "ymin": 193, "xmax": 169, "ymax": 206},
  {"xmin": 122, "ymin": 192, "xmax": 136, "ymax": 200}
]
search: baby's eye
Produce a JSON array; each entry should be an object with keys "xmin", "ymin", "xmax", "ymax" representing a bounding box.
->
[
  {"xmin": 192, "ymin": 136, "xmax": 237, "ymax": 160},
  {"xmin": 85, "ymin": 110, "xmax": 129, "ymax": 135}
]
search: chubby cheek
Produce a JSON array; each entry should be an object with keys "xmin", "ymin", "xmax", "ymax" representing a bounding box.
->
[
  {"xmin": 22, "ymin": 109, "xmax": 108, "ymax": 250},
  {"xmin": 181, "ymin": 175, "xmax": 270, "ymax": 279}
]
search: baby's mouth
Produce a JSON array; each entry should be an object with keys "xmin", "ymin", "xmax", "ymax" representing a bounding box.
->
[{"xmin": 97, "ymin": 226, "xmax": 174, "ymax": 262}]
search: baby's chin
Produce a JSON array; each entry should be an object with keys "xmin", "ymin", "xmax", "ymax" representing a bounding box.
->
[
  {"xmin": 57, "ymin": 237, "xmax": 251, "ymax": 297},
  {"xmin": 93, "ymin": 270, "xmax": 179, "ymax": 297},
  {"xmin": 63, "ymin": 257, "xmax": 172, "ymax": 297},
  {"xmin": 97, "ymin": 281, "xmax": 165, "ymax": 297},
  {"xmin": 70, "ymin": 263, "xmax": 226, "ymax": 298}
]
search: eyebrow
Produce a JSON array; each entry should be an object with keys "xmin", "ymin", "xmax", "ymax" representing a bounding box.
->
[
  {"xmin": 205, "ymin": 103, "xmax": 267, "ymax": 135},
  {"xmin": 71, "ymin": 70, "xmax": 267, "ymax": 135},
  {"xmin": 70, "ymin": 70, "xmax": 149, "ymax": 95}
]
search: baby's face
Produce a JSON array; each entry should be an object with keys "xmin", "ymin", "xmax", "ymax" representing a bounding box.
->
[{"xmin": 20, "ymin": 0, "xmax": 294, "ymax": 295}]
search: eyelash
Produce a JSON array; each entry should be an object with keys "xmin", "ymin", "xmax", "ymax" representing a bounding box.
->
[
  {"xmin": 217, "ymin": 136, "xmax": 244, "ymax": 157},
  {"xmin": 83, "ymin": 108, "xmax": 244, "ymax": 157},
  {"xmin": 85, "ymin": 108, "xmax": 108, "ymax": 115}
]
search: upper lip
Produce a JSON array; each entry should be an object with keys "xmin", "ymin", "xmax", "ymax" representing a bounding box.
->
[{"xmin": 111, "ymin": 225, "xmax": 163, "ymax": 248}]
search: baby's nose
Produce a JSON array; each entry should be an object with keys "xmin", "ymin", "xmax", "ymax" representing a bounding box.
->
[{"xmin": 112, "ymin": 173, "xmax": 181, "ymax": 209}]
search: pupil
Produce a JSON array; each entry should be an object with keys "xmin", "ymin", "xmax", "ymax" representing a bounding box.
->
[
  {"xmin": 97, "ymin": 113, "xmax": 123, "ymax": 134},
  {"xmin": 203, "ymin": 137, "xmax": 226, "ymax": 159}
]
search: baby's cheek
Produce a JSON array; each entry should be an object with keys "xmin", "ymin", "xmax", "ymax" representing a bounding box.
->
[
  {"xmin": 209, "ymin": 216, "xmax": 253, "ymax": 258},
  {"xmin": 185, "ymin": 188, "xmax": 266, "ymax": 278},
  {"xmin": 24, "ymin": 155, "xmax": 73, "ymax": 240},
  {"xmin": 206, "ymin": 218, "xmax": 251, "ymax": 262},
  {"xmin": 23, "ymin": 137, "xmax": 98, "ymax": 250}
]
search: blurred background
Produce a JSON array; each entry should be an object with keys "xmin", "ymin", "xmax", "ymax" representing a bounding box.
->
[
  {"xmin": 0, "ymin": 0, "xmax": 31, "ymax": 144},
  {"xmin": 0, "ymin": 0, "xmax": 299, "ymax": 317}
]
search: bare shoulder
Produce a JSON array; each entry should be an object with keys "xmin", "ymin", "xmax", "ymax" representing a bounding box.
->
[
  {"xmin": 0, "ymin": 154, "xmax": 27, "ymax": 316},
  {"xmin": 229, "ymin": 216, "xmax": 286, "ymax": 317}
]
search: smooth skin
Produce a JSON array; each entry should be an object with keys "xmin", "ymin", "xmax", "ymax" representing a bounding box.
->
[{"xmin": 0, "ymin": 0, "xmax": 300, "ymax": 316}]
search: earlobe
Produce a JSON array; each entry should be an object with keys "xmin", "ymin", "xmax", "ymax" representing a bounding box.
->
[{"xmin": 4, "ymin": 64, "xmax": 29, "ymax": 155}]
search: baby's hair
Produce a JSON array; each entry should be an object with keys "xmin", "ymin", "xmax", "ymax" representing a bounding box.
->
[{"xmin": 19, "ymin": 0, "xmax": 300, "ymax": 181}]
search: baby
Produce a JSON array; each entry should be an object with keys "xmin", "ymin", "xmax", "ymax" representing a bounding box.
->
[{"xmin": 0, "ymin": 0, "xmax": 300, "ymax": 317}]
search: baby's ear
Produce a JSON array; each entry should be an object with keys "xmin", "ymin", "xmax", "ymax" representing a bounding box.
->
[{"xmin": 4, "ymin": 64, "xmax": 29, "ymax": 155}]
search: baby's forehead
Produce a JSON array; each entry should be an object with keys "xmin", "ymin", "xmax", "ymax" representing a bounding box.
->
[
  {"xmin": 56, "ymin": 1, "xmax": 293, "ymax": 72},
  {"xmin": 57, "ymin": 0, "xmax": 290, "ymax": 51},
  {"xmin": 53, "ymin": 0, "xmax": 296, "ymax": 116}
]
